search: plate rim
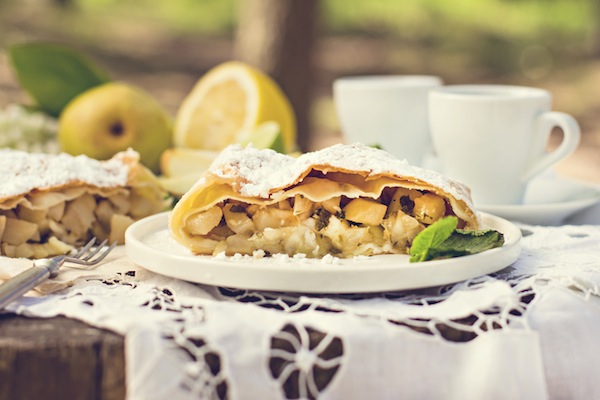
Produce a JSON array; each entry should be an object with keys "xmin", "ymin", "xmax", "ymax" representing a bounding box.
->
[{"xmin": 125, "ymin": 211, "xmax": 522, "ymax": 293}]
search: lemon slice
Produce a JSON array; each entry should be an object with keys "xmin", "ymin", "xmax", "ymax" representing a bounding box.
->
[
  {"xmin": 240, "ymin": 121, "xmax": 285, "ymax": 153},
  {"xmin": 160, "ymin": 147, "xmax": 219, "ymax": 177},
  {"xmin": 159, "ymin": 147, "xmax": 219, "ymax": 195},
  {"xmin": 158, "ymin": 173, "xmax": 205, "ymax": 196},
  {"xmin": 174, "ymin": 61, "xmax": 297, "ymax": 153}
]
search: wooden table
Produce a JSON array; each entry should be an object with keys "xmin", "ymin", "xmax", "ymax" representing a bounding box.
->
[{"xmin": 0, "ymin": 314, "xmax": 125, "ymax": 400}]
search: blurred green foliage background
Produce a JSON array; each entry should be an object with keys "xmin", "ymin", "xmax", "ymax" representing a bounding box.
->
[
  {"xmin": 70, "ymin": 0, "xmax": 597, "ymax": 78},
  {"xmin": 2, "ymin": 0, "xmax": 596, "ymax": 77}
]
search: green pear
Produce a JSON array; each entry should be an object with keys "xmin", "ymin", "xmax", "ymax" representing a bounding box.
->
[{"xmin": 58, "ymin": 82, "xmax": 172, "ymax": 172}]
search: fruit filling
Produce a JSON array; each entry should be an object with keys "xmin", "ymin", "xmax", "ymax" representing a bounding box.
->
[
  {"xmin": 0, "ymin": 186, "xmax": 160, "ymax": 259},
  {"xmin": 183, "ymin": 187, "xmax": 457, "ymax": 258}
]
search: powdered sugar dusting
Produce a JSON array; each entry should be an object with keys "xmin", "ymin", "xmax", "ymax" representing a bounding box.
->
[
  {"xmin": 211, "ymin": 145, "xmax": 297, "ymax": 197},
  {"xmin": 209, "ymin": 143, "xmax": 474, "ymax": 207},
  {"xmin": 214, "ymin": 249, "xmax": 342, "ymax": 264},
  {"xmin": 0, "ymin": 149, "xmax": 134, "ymax": 199}
]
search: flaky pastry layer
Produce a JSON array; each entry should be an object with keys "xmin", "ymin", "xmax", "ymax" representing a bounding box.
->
[{"xmin": 170, "ymin": 143, "xmax": 480, "ymax": 259}]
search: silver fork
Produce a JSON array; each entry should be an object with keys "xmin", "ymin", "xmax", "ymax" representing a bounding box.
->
[{"xmin": 0, "ymin": 238, "xmax": 116, "ymax": 310}]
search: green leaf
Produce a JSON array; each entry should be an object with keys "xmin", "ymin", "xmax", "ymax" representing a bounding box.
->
[
  {"xmin": 438, "ymin": 229, "xmax": 504, "ymax": 254},
  {"xmin": 409, "ymin": 217, "xmax": 505, "ymax": 263},
  {"xmin": 409, "ymin": 216, "xmax": 458, "ymax": 262},
  {"xmin": 8, "ymin": 42, "xmax": 111, "ymax": 117}
]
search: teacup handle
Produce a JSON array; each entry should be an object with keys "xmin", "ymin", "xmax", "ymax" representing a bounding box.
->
[{"xmin": 521, "ymin": 111, "xmax": 580, "ymax": 182}]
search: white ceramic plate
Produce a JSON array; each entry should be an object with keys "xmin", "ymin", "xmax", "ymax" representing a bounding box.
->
[
  {"xmin": 125, "ymin": 212, "xmax": 521, "ymax": 293},
  {"xmin": 479, "ymin": 175, "xmax": 600, "ymax": 225}
]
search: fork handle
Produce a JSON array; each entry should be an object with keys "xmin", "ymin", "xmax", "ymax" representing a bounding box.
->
[{"xmin": 0, "ymin": 263, "xmax": 56, "ymax": 310}]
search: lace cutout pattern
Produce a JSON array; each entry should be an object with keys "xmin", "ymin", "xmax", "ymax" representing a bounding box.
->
[
  {"xmin": 269, "ymin": 323, "xmax": 343, "ymax": 400},
  {"xmin": 128, "ymin": 281, "xmax": 229, "ymax": 399},
  {"xmin": 167, "ymin": 327, "xmax": 229, "ymax": 400},
  {"xmin": 217, "ymin": 275, "xmax": 533, "ymax": 343}
]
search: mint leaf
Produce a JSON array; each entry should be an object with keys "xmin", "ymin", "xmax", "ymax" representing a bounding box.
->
[
  {"xmin": 8, "ymin": 42, "xmax": 111, "ymax": 116},
  {"xmin": 409, "ymin": 217, "xmax": 505, "ymax": 263},
  {"xmin": 440, "ymin": 229, "xmax": 504, "ymax": 253},
  {"xmin": 409, "ymin": 216, "xmax": 458, "ymax": 262}
]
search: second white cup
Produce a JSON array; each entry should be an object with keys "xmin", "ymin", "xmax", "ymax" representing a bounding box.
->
[
  {"xmin": 429, "ymin": 85, "xmax": 581, "ymax": 205},
  {"xmin": 334, "ymin": 75, "xmax": 443, "ymax": 166}
]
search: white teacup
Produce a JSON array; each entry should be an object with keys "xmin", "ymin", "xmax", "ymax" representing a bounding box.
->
[
  {"xmin": 429, "ymin": 85, "xmax": 581, "ymax": 205},
  {"xmin": 334, "ymin": 75, "xmax": 443, "ymax": 166}
]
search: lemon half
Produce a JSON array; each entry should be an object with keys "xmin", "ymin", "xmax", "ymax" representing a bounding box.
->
[{"xmin": 174, "ymin": 61, "xmax": 297, "ymax": 153}]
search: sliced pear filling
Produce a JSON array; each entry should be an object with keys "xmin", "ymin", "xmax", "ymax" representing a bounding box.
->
[
  {"xmin": 183, "ymin": 188, "xmax": 452, "ymax": 258},
  {"xmin": 186, "ymin": 207, "xmax": 223, "ymax": 236},
  {"xmin": 343, "ymin": 198, "xmax": 386, "ymax": 226},
  {"xmin": 0, "ymin": 187, "xmax": 165, "ymax": 259}
]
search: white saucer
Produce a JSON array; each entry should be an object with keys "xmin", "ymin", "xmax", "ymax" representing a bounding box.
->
[{"xmin": 478, "ymin": 175, "xmax": 600, "ymax": 225}]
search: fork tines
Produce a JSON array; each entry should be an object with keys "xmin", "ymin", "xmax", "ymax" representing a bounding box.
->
[{"xmin": 66, "ymin": 238, "xmax": 116, "ymax": 266}]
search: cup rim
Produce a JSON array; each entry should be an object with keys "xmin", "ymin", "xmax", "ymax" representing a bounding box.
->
[
  {"xmin": 430, "ymin": 84, "xmax": 550, "ymax": 99},
  {"xmin": 334, "ymin": 75, "xmax": 443, "ymax": 89}
]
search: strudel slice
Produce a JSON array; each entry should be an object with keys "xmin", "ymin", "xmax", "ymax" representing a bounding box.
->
[
  {"xmin": 0, "ymin": 149, "xmax": 169, "ymax": 258},
  {"xmin": 170, "ymin": 143, "xmax": 480, "ymax": 259}
]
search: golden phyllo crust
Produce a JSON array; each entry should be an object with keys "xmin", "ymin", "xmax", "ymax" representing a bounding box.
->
[
  {"xmin": 170, "ymin": 143, "xmax": 481, "ymax": 259},
  {"xmin": 0, "ymin": 149, "xmax": 169, "ymax": 258}
]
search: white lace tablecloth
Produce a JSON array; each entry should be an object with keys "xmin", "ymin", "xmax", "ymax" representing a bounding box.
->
[{"xmin": 2, "ymin": 202, "xmax": 600, "ymax": 400}]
